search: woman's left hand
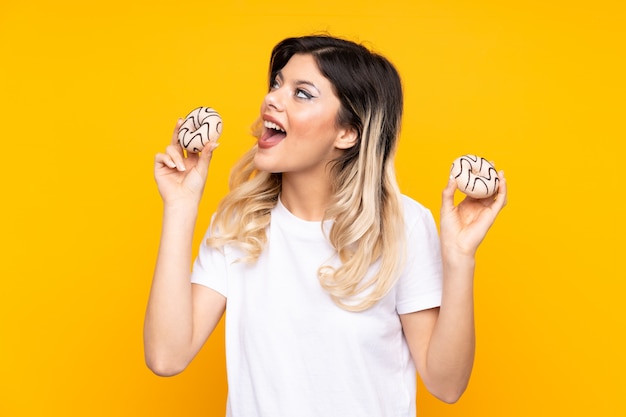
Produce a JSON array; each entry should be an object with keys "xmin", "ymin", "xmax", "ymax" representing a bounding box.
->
[{"xmin": 440, "ymin": 170, "xmax": 507, "ymax": 257}]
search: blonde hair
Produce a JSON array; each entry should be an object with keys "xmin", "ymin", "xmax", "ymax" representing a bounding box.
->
[{"xmin": 207, "ymin": 35, "xmax": 406, "ymax": 311}]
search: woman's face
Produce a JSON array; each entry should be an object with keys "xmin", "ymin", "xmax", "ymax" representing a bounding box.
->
[{"xmin": 255, "ymin": 53, "xmax": 355, "ymax": 176}]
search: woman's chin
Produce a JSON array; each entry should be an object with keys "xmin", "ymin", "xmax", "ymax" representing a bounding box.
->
[{"xmin": 253, "ymin": 153, "xmax": 283, "ymax": 174}]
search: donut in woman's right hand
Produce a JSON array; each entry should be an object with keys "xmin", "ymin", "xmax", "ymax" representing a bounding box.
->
[
  {"xmin": 177, "ymin": 107, "xmax": 223, "ymax": 153},
  {"xmin": 450, "ymin": 154, "xmax": 499, "ymax": 199}
]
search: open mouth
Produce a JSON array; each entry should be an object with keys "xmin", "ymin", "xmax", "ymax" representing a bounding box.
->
[
  {"xmin": 264, "ymin": 120, "xmax": 285, "ymax": 134},
  {"xmin": 259, "ymin": 119, "xmax": 287, "ymax": 147}
]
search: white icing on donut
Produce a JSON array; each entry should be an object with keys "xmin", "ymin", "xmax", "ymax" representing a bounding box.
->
[
  {"xmin": 178, "ymin": 107, "xmax": 223, "ymax": 153},
  {"xmin": 450, "ymin": 154, "xmax": 499, "ymax": 199}
]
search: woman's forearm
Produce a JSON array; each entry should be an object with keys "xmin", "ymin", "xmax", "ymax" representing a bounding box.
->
[
  {"xmin": 143, "ymin": 203, "xmax": 199, "ymax": 375},
  {"xmin": 425, "ymin": 252, "xmax": 477, "ymax": 403}
]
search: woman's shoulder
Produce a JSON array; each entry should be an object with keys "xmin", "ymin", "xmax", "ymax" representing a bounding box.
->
[
  {"xmin": 399, "ymin": 194, "xmax": 439, "ymax": 239},
  {"xmin": 400, "ymin": 194, "xmax": 434, "ymax": 220}
]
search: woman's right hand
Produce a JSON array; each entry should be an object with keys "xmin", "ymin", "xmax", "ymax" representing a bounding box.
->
[
  {"xmin": 146, "ymin": 120, "xmax": 224, "ymax": 377},
  {"xmin": 154, "ymin": 119, "xmax": 219, "ymax": 207}
]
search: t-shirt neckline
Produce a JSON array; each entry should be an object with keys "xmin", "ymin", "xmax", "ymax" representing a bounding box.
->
[{"xmin": 275, "ymin": 196, "xmax": 333, "ymax": 239}]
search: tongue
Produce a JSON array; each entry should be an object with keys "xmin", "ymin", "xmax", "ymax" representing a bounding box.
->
[{"xmin": 260, "ymin": 130, "xmax": 286, "ymax": 145}]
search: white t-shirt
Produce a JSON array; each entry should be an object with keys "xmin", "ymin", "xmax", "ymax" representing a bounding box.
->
[{"xmin": 191, "ymin": 195, "xmax": 443, "ymax": 417}]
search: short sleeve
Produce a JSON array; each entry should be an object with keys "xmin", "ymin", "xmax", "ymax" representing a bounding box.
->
[
  {"xmin": 395, "ymin": 197, "xmax": 443, "ymax": 314},
  {"xmin": 190, "ymin": 221, "xmax": 229, "ymax": 297}
]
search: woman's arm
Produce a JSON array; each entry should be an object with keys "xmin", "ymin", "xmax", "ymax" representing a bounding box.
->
[
  {"xmin": 401, "ymin": 171, "xmax": 507, "ymax": 403},
  {"xmin": 143, "ymin": 120, "xmax": 225, "ymax": 376}
]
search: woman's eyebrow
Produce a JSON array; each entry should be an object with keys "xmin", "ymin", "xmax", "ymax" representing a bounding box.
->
[
  {"xmin": 293, "ymin": 79, "xmax": 321, "ymax": 95},
  {"xmin": 275, "ymin": 70, "xmax": 321, "ymax": 95}
]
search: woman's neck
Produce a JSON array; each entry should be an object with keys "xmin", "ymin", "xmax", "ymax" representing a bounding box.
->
[{"xmin": 280, "ymin": 173, "xmax": 333, "ymax": 221}]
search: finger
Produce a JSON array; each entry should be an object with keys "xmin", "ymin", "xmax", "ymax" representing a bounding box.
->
[
  {"xmin": 492, "ymin": 170, "xmax": 508, "ymax": 211},
  {"xmin": 165, "ymin": 144, "xmax": 186, "ymax": 172},
  {"xmin": 170, "ymin": 118, "xmax": 184, "ymax": 147},
  {"xmin": 154, "ymin": 152, "xmax": 177, "ymax": 170},
  {"xmin": 196, "ymin": 141, "xmax": 220, "ymax": 178},
  {"xmin": 441, "ymin": 176, "xmax": 457, "ymax": 213}
]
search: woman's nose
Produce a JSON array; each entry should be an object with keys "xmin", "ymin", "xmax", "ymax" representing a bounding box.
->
[{"xmin": 264, "ymin": 88, "xmax": 284, "ymax": 111}]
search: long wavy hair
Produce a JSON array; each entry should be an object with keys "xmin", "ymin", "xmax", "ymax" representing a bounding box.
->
[{"xmin": 207, "ymin": 35, "xmax": 406, "ymax": 311}]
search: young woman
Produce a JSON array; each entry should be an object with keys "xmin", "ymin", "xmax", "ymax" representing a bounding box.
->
[{"xmin": 144, "ymin": 35, "xmax": 507, "ymax": 417}]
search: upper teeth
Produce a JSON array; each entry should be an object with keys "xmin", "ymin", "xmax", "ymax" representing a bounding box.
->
[{"xmin": 264, "ymin": 120, "xmax": 285, "ymax": 132}]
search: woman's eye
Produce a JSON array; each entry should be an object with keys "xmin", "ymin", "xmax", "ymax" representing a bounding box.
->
[
  {"xmin": 295, "ymin": 89, "xmax": 313, "ymax": 99},
  {"xmin": 270, "ymin": 79, "xmax": 280, "ymax": 89}
]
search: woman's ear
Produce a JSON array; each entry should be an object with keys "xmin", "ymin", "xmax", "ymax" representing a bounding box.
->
[{"xmin": 335, "ymin": 127, "xmax": 358, "ymax": 150}]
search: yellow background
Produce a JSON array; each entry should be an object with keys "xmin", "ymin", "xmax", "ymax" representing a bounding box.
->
[{"xmin": 1, "ymin": 0, "xmax": 624, "ymax": 416}]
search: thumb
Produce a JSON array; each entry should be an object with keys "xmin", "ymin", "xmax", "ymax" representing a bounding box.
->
[
  {"xmin": 441, "ymin": 176, "xmax": 457, "ymax": 214},
  {"xmin": 196, "ymin": 141, "xmax": 219, "ymax": 176}
]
